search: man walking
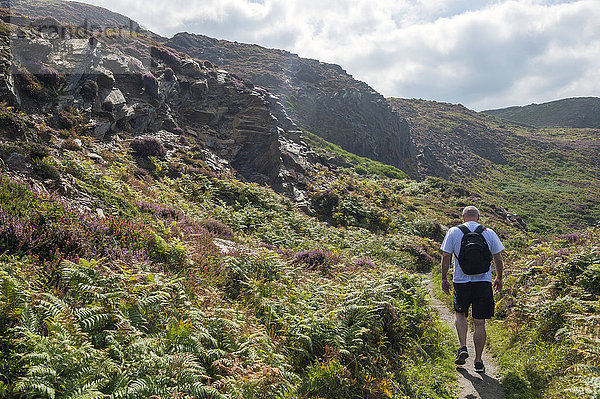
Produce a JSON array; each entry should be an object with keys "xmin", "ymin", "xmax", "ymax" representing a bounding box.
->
[{"xmin": 440, "ymin": 206, "xmax": 504, "ymax": 373}]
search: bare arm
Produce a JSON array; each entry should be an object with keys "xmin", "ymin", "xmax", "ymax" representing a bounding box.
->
[
  {"xmin": 441, "ymin": 251, "xmax": 452, "ymax": 295},
  {"xmin": 492, "ymin": 252, "xmax": 503, "ymax": 292}
]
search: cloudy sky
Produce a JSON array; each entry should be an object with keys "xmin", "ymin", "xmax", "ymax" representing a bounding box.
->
[{"xmin": 81, "ymin": 0, "xmax": 599, "ymax": 110}]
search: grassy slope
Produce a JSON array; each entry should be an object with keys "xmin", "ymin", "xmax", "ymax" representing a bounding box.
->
[
  {"xmin": 0, "ymin": 103, "xmax": 475, "ymax": 398},
  {"xmin": 391, "ymin": 98, "xmax": 600, "ymax": 398},
  {"xmin": 428, "ymin": 228, "xmax": 600, "ymax": 399},
  {"xmin": 301, "ymin": 129, "xmax": 408, "ymax": 179},
  {"xmin": 489, "ymin": 229, "xmax": 600, "ymax": 399},
  {"xmin": 389, "ymin": 98, "xmax": 600, "ymax": 233},
  {"xmin": 482, "ymin": 97, "xmax": 600, "ymax": 129},
  {"xmin": 2, "ymin": 95, "xmax": 599, "ymax": 399}
]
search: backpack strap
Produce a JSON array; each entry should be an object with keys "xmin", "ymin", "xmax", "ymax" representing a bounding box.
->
[
  {"xmin": 457, "ymin": 224, "xmax": 470, "ymax": 235},
  {"xmin": 474, "ymin": 225, "xmax": 485, "ymax": 234}
]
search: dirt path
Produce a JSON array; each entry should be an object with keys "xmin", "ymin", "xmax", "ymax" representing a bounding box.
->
[{"xmin": 424, "ymin": 276, "xmax": 505, "ymax": 399}]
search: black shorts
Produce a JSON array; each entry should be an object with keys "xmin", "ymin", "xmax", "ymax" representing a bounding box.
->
[{"xmin": 453, "ymin": 281, "xmax": 494, "ymax": 319}]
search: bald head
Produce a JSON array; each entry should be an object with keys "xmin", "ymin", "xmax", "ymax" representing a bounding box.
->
[{"xmin": 462, "ymin": 206, "xmax": 480, "ymax": 221}]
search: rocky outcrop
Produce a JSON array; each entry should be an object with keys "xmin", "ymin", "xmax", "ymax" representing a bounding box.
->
[
  {"xmin": 167, "ymin": 32, "xmax": 418, "ymax": 177},
  {"xmin": 0, "ymin": 8, "xmax": 319, "ymax": 205},
  {"xmin": 389, "ymin": 98, "xmax": 508, "ymax": 179}
]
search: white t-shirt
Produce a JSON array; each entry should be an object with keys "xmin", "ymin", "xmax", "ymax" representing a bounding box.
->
[{"xmin": 440, "ymin": 221, "xmax": 504, "ymax": 283}]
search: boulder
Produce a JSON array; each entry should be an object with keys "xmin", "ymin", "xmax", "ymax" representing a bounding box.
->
[
  {"xmin": 96, "ymin": 68, "xmax": 115, "ymax": 89},
  {"xmin": 90, "ymin": 119, "xmax": 111, "ymax": 139}
]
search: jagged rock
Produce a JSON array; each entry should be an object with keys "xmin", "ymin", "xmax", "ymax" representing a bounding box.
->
[
  {"xmin": 0, "ymin": 33, "xmax": 21, "ymax": 105},
  {"xmin": 100, "ymin": 88, "xmax": 126, "ymax": 110},
  {"xmin": 230, "ymin": 99, "xmax": 281, "ymax": 183},
  {"xmin": 142, "ymin": 72, "xmax": 159, "ymax": 98},
  {"xmin": 81, "ymin": 79, "xmax": 99, "ymax": 100},
  {"xmin": 88, "ymin": 152, "xmax": 104, "ymax": 163},
  {"xmin": 129, "ymin": 103, "xmax": 158, "ymax": 132},
  {"xmin": 96, "ymin": 68, "xmax": 115, "ymax": 88},
  {"xmin": 3, "ymin": 9, "xmax": 318, "ymax": 204},
  {"xmin": 90, "ymin": 119, "xmax": 111, "ymax": 139},
  {"xmin": 167, "ymin": 32, "xmax": 419, "ymax": 177},
  {"xmin": 6, "ymin": 152, "xmax": 27, "ymax": 170},
  {"xmin": 12, "ymin": 36, "xmax": 53, "ymax": 64},
  {"xmin": 191, "ymin": 79, "xmax": 208, "ymax": 98},
  {"xmin": 180, "ymin": 59, "xmax": 203, "ymax": 76}
]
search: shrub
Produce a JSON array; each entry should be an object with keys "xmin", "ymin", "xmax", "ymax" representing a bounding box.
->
[
  {"xmin": 352, "ymin": 257, "xmax": 375, "ymax": 268},
  {"xmin": 578, "ymin": 261, "xmax": 600, "ymax": 296},
  {"xmin": 199, "ymin": 219, "xmax": 234, "ymax": 239},
  {"xmin": 130, "ymin": 136, "xmax": 166, "ymax": 159},
  {"xmin": 299, "ymin": 359, "xmax": 353, "ymax": 398},
  {"xmin": 134, "ymin": 200, "xmax": 184, "ymax": 221},
  {"xmin": 294, "ymin": 249, "xmax": 341, "ymax": 274},
  {"xmin": 312, "ymin": 189, "xmax": 339, "ymax": 219},
  {"xmin": 17, "ymin": 69, "xmax": 45, "ymax": 99},
  {"xmin": 535, "ymin": 296, "xmax": 577, "ymax": 341},
  {"xmin": 35, "ymin": 64, "xmax": 61, "ymax": 86},
  {"xmin": 560, "ymin": 233, "xmax": 581, "ymax": 243},
  {"xmin": 31, "ymin": 158, "xmax": 61, "ymax": 181},
  {"xmin": 55, "ymin": 110, "xmax": 74, "ymax": 129},
  {"xmin": 22, "ymin": 142, "xmax": 49, "ymax": 160},
  {"xmin": 62, "ymin": 138, "xmax": 81, "ymax": 151},
  {"xmin": 54, "ymin": 108, "xmax": 82, "ymax": 131}
]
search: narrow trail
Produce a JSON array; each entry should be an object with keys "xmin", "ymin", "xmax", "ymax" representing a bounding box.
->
[{"xmin": 424, "ymin": 276, "xmax": 505, "ymax": 399}]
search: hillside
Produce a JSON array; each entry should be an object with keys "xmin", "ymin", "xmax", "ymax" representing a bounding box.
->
[
  {"xmin": 389, "ymin": 98, "xmax": 600, "ymax": 233},
  {"xmin": 4, "ymin": 0, "xmax": 141, "ymax": 30},
  {"xmin": 0, "ymin": 1, "xmax": 599, "ymax": 398},
  {"xmin": 0, "ymin": 2, "xmax": 508, "ymax": 397},
  {"xmin": 482, "ymin": 97, "xmax": 600, "ymax": 128},
  {"xmin": 166, "ymin": 33, "xmax": 418, "ymax": 177}
]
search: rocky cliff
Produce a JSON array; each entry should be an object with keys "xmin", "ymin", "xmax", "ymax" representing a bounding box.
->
[
  {"xmin": 167, "ymin": 33, "xmax": 418, "ymax": 177},
  {"xmin": 0, "ymin": 1, "xmax": 319, "ymax": 205}
]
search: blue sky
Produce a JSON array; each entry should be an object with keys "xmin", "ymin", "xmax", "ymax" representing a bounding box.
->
[{"xmin": 81, "ymin": 0, "xmax": 599, "ymax": 110}]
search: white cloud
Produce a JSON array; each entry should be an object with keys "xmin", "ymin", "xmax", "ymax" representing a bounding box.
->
[{"xmin": 79, "ymin": 0, "xmax": 600, "ymax": 110}]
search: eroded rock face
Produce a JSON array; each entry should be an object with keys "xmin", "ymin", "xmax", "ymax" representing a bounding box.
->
[
  {"xmin": 294, "ymin": 87, "xmax": 414, "ymax": 173},
  {"xmin": 167, "ymin": 32, "xmax": 418, "ymax": 177}
]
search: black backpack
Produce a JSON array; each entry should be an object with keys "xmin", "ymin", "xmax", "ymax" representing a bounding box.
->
[{"xmin": 457, "ymin": 225, "xmax": 492, "ymax": 275}]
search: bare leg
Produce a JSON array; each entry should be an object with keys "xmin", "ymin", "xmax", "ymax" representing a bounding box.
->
[
  {"xmin": 455, "ymin": 312, "xmax": 468, "ymax": 347},
  {"xmin": 473, "ymin": 318, "xmax": 486, "ymax": 362}
]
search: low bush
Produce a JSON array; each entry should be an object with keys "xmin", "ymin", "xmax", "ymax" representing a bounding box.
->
[
  {"xmin": 130, "ymin": 136, "xmax": 166, "ymax": 158},
  {"xmin": 199, "ymin": 219, "xmax": 235, "ymax": 239},
  {"xmin": 294, "ymin": 249, "xmax": 341, "ymax": 274},
  {"xmin": 31, "ymin": 157, "xmax": 61, "ymax": 181}
]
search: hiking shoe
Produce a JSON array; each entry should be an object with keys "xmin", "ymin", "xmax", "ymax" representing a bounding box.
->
[
  {"xmin": 474, "ymin": 361, "xmax": 485, "ymax": 373},
  {"xmin": 455, "ymin": 346, "xmax": 469, "ymax": 365}
]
